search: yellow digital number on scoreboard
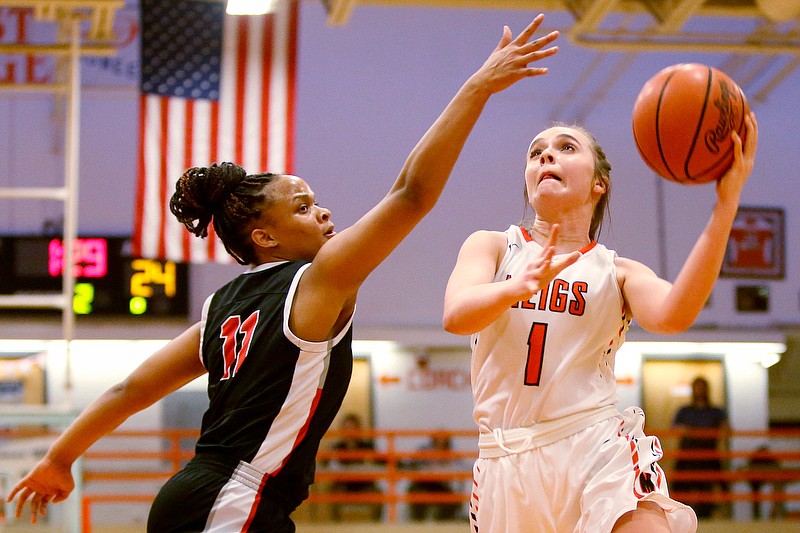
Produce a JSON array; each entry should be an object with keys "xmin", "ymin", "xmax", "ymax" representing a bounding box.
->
[{"xmin": 130, "ymin": 258, "xmax": 177, "ymax": 298}]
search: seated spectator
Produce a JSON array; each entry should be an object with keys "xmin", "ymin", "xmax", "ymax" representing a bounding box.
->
[
  {"xmin": 405, "ymin": 432, "xmax": 463, "ymax": 521},
  {"xmin": 328, "ymin": 413, "xmax": 382, "ymax": 521},
  {"xmin": 747, "ymin": 445, "xmax": 785, "ymax": 520}
]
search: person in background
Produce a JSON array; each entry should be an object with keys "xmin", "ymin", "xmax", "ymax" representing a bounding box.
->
[
  {"xmin": 329, "ymin": 413, "xmax": 382, "ymax": 521},
  {"xmin": 7, "ymin": 15, "xmax": 562, "ymax": 532},
  {"xmin": 746, "ymin": 445, "xmax": 784, "ymax": 520},
  {"xmin": 672, "ymin": 376, "xmax": 729, "ymax": 519},
  {"xmin": 405, "ymin": 432, "xmax": 464, "ymax": 521}
]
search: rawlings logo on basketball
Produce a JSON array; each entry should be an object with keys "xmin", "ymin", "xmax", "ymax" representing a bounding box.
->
[{"xmin": 704, "ymin": 81, "xmax": 738, "ymax": 155}]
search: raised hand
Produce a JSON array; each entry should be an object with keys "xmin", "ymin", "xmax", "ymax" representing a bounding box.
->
[
  {"xmin": 716, "ymin": 111, "xmax": 758, "ymax": 206},
  {"xmin": 471, "ymin": 14, "xmax": 559, "ymax": 95},
  {"xmin": 511, "ymin": 224, "xmax": 581, "ymax": 301}
]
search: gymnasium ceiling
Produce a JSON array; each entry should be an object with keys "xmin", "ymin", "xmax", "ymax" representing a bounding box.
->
[
  {"xmin": 2, "ymin": 0, "xmax": 799, "ymax": 115},
  {"xmin": 324, "ymin": 1, "xmax": 800, "ymax": 107}
]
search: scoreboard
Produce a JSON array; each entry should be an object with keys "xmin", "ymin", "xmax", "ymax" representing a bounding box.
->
[{"xmin": 0, "ymin": 236, "xmax": 188, "ymax": 317}]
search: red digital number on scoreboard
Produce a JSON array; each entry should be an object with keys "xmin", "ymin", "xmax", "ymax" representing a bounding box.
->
[{"xmin": 47, "ymin": 238, "xmax": 108, "ymax": 278}]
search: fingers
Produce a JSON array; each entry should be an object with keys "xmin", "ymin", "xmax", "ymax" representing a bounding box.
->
[
  {"xmin": 731, "ymin": 112, "xmax": 757, "ymax": 169},
  {"xmin": 7, "ymin": 483, "xmax": 22, "ymax": 503},
  {"xmin": 512, "ymin": 13, "xmax": 545, "ymax": 45},
  {"xmin": 495, "ymin": 24, "xmax": 513, "ymax": 51},
  {"xmin": 9, "ymin": 484, "xmax": 55, "ymax": 525},
  {"xmin": 743, "ymin": 111, "xmax": 758, "ymax": 155},
  {"xmin": 545, "ymin": 224, "xmax": 561, "ymax": 248},
  {"xmin": 521, "ymin": 30, "xmax": 560, "ymax": 53},
  {"xmin": 14, "ymin": 487, "xmax": 32, "ymax": 519},
  {"xmin": 30, "ymin": 493, "xmax": 50, "ymax": 524},
  {"xmin": 554, "ymin": 251, "xmax": 582, "ymax": 271}
]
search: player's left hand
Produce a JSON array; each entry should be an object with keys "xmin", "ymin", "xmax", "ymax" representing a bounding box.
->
[
  {"xmin": 471, "ymin": 14, "xmax": 559, "ymax": 96},
  {"xmin": 6, "ymin": 457, "xmax": 74, "ymax": 524}
]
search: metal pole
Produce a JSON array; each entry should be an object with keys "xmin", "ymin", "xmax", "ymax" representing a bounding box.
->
[
  {"xmin": 62, "ymin": 16, "xmax": 81, "ymax": 399},
  {"xmin": 655, "ymin": 173, "xmax": 668, "ymax": 279}
]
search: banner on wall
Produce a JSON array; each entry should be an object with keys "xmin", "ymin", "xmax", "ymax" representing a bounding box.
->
[
  {"xmin": 0, "ymin": 5, "xmax": 138, "ymax": 86},
  {"xmin": 132, "ymin": 0, "xmax": 297, "ymax": 263}
]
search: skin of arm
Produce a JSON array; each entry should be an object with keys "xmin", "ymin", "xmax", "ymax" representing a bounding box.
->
[
  {"xmin": 7, "ymin": 322, "xmax": 207, "ymax": 522},
  {"xmin": 617, "ymin": 113, "xmax": 758, "ymax": 334},
  {"xmin": 443, "ymin": 225, "xmax": 580, "ymax": 335},
  {"xmin": 293, "ymin": 16, "xmax": 562, "ymax": 341}
]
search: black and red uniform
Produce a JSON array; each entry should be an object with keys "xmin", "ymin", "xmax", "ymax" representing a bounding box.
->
[{"xmin": 148, "ymin": 261, "xmax": 354, "ymax": 532}]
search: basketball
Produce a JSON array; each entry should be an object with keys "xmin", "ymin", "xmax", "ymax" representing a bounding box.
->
[{"xmin": 631, "ymin": 63, "xmax": 750, "ymax": 184}]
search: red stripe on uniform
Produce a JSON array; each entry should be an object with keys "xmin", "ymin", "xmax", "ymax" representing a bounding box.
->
[{"xmin": 241, "ymin": 387, "xmax": 324, "ymax": 531}]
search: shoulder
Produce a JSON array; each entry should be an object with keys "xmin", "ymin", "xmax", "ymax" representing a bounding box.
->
[
  {"xmin": 614, "ymin": 255, "xmax": 645, "ymax": 273},
  {"xmin": 458, "ymin": 229, "xmax": 507, "ymax": 254},
  {"xmin": 465, "ymin": 228, "xmax": 508, "ymax": 243},
  {"xmin": 613, "ymin": 255, "xmax": 659, "ymax": 284}
]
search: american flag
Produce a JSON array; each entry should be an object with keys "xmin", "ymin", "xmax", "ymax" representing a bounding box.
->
[{"xmin": 133, "ymin": 0, "xmax": 298, "ymax": 263}]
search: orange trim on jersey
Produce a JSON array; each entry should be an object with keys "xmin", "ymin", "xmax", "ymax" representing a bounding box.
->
[{"xmin": 517, "ymin": 227, "xmax": 598, "ymax": 254}]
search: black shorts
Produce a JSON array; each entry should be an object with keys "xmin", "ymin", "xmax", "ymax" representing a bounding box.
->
[{"xmin": 148, "ymin": 453, "xmax": 295, "ymax": 532}]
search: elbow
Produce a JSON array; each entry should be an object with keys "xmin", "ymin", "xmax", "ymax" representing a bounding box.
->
[
  {"xmin": 107, "ymin": 378, "xmax": 152, "ymax": 413},
  {"xmin": 666, "ymin": 311, "xmax": 701, "ymax": 334},
  {"xmin": 641, "ymin": 315, "xmax": 696, "ymax": 335},
  {"xmin": 394, "ymin": 180, "xmax": 441, "ymax": 216},
  {"xmin": 442, "ymin": 316, "xmax": 459, "ymax": 335},
  {"xmin": 442, "ymin": 311, "xmax": 473, "ymax": 337}
]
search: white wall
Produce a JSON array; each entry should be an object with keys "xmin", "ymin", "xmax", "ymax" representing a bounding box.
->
[{"xmin": 0, "ymin": 335, "xmax": 782, "ymax": 524}]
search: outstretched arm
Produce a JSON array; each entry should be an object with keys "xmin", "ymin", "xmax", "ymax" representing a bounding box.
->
[
  {"xmin": 293, "ymin": 15, "xmax": 561, "ymax": 340},
  {"xmin": 7, "ymin": 323, "xmax": 206, "ymax": 523},
  {"xmin": 619, "ymin": 112, "xmax": 758, "ymax": 334}
]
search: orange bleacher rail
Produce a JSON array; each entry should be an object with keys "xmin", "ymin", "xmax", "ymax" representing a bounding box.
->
[{"xmin": 41, "ymin": 426, "xmax": 800, "ymax": 531}]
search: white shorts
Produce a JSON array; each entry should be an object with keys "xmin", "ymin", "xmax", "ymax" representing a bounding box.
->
[{"xmin": 470, "ymin": 407, "xmax": 697, "ymax": 533}]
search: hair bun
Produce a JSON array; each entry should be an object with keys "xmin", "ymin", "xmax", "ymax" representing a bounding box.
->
[{"xmin": 170, "ymin": 161, "xmax": 247, "ymax": 238}]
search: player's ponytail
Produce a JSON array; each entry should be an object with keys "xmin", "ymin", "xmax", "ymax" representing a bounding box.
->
[{"xmin": 170, "ymin": 162, "xmax": 278, "ymax": 265}]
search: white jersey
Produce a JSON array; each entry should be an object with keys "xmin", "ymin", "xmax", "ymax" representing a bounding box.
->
[{"xmin": 471, "ymin": 225, "xmax": 630, "ymax": 432}]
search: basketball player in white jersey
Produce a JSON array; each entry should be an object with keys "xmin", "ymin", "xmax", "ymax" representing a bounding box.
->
[{"xmin": 443, "ymin": 115, "xmax": 757, "ymax": 532}]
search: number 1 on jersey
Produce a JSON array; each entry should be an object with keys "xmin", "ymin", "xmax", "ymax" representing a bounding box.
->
[{"xmin": 525, "ymin": 322, "xmax": 547, "ymax": 386}]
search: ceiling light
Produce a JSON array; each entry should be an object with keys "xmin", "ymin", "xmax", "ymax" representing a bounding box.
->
[{"xmin": 226, "ymin": 0, "xmax": 276, "ymax": 15}]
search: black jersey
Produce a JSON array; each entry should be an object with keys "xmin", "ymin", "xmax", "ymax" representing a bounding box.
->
[{"xmin": 196, "ymin": 260, "xmax": 354, "ymax": 515}]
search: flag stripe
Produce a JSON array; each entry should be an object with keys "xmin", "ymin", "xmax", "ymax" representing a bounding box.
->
[
  {"xmin": 132, "ymin": 93, "xmax": 148, "ymax": 257},
  {"xmin": 285, "ymin": 2, "xmax": 297, "ymax": 174},
  {"xmin": 158, "ymin": 97, "xmax": 169, "ymax": 260},
  {"xmin": 235, "ymin": 18, "xmax": 248, "ymax": 167},
  {"xmin": 134, "ymin": 0, "xmax": 296, "ymax": 263},
  {"xmin": 183, "ymin": 101, "xmax": 194, "ymax": 260},
  {"xmin": 260, "ymin": 15, "xmax": 273, "ymax": 172}
]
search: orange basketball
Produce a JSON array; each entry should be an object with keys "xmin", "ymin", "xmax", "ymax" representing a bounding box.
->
[{"xmin": 632, "ymin": 63, "xmax": 749, "ymax": 184}]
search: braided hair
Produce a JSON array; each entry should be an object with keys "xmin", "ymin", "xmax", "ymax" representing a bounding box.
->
[{"xmin": 169, "ymin": 162, "xmax": 279, "ymax": 265}]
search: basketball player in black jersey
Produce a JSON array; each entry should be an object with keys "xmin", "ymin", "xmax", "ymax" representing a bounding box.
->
[{"xmin": 9, "ymin": 15, "xmax": 562, "ymax": 532}]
